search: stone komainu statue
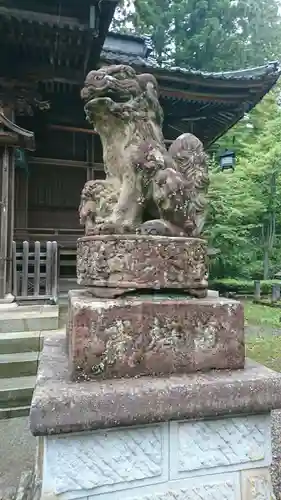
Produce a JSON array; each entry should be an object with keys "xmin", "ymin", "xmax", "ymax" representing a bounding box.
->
[{"xmin": 79, "ymin": 64, "xmax": 209, "ymax": 237}]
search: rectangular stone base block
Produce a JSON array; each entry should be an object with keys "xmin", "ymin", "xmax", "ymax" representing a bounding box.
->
[
  {"xmin": 37, "ymin": 413, "xmax": 274, "ymax": 500},
  {"xmin": 67, "ymin": 290, "xmax": 245, "ymax": 380}
]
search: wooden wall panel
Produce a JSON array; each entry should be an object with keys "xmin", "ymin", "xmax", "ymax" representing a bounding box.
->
[
  {"xmin": 28, "ymin": 164, "xmax": 86, "ymax": 229},
  {"xmin": 36, "ymin": 130, "xmax": 88, "ymax": 162},
  {"xmin": 14, "ymin": 167, "xmax": 28, "ymax": 229}
]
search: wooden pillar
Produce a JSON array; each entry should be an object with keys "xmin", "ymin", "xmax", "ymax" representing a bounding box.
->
[
  {"xmin": 0, "ymin": 106, "xmax": 16, "ymax": 299},
  {"xmin": 5, "ymin": 106, "xmax": 15, "ymax": 298},
  {"xmin": 87, "ymin": 135, "xmax": 95, "ymax": 181},
  {"xmin": 0, "ymin": 106, "xmax": 34, "ymax": 300},
  {"xmin": 0, "ymin": 146, "xmax": 10, "ymax": 298},
  {"xmin": 7, "ymin": 147, "xmax": 15, "ymax": 294},
  {"xmin": 87, "ymin": 167, "xmax": 95, "ymax": 181}
]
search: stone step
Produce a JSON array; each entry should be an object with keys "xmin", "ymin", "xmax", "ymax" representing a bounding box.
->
[
  {"xmin": 0, "ymin": 405, "xmax": 30, "ymax": 420},
  {"xmin": 59, "ymin": 279, "xmax": 83, "ymax": 305},
  {"xmin": 59, "ymin": 277, "xmax": 78, "ymax": 290},
  {"xmin": 0, "ymin": 376, "xmax": 36, "ymax": 409},
  {"xmin": 0, "ymin": 331, "xmax": 41, "ymax": 354},
  {"xmin": 0, "ymin": 329, "xmax": 65, "ymax": 420},
  {"xmin": 0, "ymin": 352, "xmax": 39, "ymax": 379},
  {"xmin": 0, "ymin": 304, "xmax": 59, "ymax": 333},
  {"xmin": 0, "ymin": 329, "xmax": 66, "ymax": 355}
]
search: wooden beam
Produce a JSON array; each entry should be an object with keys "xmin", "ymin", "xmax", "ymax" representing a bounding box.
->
[
  {"xmin": 148, "ymin": 70, "xmax": 269, "ymax": 90},
  {"xmin": 166, "ymin": 107, "xmax": 240, "ymax": 121},
  {"xmin": 161, "ymin": 87, "xmax": 252, "ymax": 103},
  {"xmin": 28, "ymin": 156, "xmax": 104, "ymax": 171},
  {"xmin": 0, "ymin": 132, "xmax": 21, "ymax": 147},
  {"xmin": 15, "ymin": 228, "xmax": 83, "ymax": 235},
  {"xmin": 0, "ymin": 6, "xmax": 89, "ymax": 30},
  {"xmin": 49, "ymin": 123, "xmax": 173, "ymax": 146},
  {"xmin": 28, "ymin": 157, "xmax": 89, "ymax": 168},
  {"xmin": 49, "ymin": 124, "xmax": 96, "ymax": 135},
  {"xmin": 0, "ymin": 112, "xmax": 35, "ymax": 150}
]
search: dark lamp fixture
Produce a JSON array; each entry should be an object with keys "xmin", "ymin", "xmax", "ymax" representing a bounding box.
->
[{"xmin": 219, "ymin": 149, "xmax": 235, "ymax": 171}]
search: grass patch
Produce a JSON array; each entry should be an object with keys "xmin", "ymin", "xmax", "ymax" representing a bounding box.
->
[
  {"xmin": 247, "ymin": 335, "xmax": 281, "ymax": 372},
  {"xmin": 243, "ymin": 300, "xmax": 281, "ymax": 328},
  {"xmin": 243, "ymin": 301, "xmax": 281, "ymax": 371}
]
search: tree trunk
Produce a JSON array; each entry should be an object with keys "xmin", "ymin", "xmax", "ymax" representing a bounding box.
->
[
  {"xmin": 262, "ymin": 170, "xmax": 277, "ymax": 280},
  {"xmin": 263, "ymin": 247, "xmax": 269, "ymax": 280}
]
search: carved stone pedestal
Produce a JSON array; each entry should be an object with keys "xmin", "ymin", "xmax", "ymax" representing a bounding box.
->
[
  {"xmin": 30, "ymin": 336, "xmax": 281, "ymax": 500},
  {"xmin": 67, "ymin": 290, "xmax": 245, "ymax": 380},
  {"xmin": 77, "ymin": 235, "xmax": 208, "ymax": 296}
]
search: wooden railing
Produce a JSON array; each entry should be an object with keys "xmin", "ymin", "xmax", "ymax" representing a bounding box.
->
[{"xmin": 12, "ymin": 240, "xmax": 58, "ymax": 303}]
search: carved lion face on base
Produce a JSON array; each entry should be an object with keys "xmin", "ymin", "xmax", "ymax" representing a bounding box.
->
[{"xmin": 81, "ymin": 64, "xmax": 162, "ymax": 124}]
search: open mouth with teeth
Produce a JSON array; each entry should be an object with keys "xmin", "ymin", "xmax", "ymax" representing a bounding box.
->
[{"xmin": 81, "ymin": 82, "xmax": 131, "ymax": 108}]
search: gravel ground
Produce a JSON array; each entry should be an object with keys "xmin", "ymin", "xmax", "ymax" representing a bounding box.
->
[{"xmin": 0, "ymin": 417, "xmax": 36, "ymax": 500}]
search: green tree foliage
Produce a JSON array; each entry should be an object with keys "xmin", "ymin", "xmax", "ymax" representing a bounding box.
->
[
  {"xmin": 215, "ymin": 90, "xmax": 281, "ymax": 159},
  {"xmin": 207, "ymin": 91, "xmax": 281, "ymax": 280},
  {"xmin": 112, "ymin": 0, "xmax": 281, "ymax": 71}
]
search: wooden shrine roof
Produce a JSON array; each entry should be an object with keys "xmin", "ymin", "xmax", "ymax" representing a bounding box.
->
[
  {"xmin": 0, "ymin": 3, "xmax": 279, "ymax": 147},
  {"xmin": 0, "ymin": 0, "xmax": 118, "ymax": 74},
  {"xmin": 101, "ymin": 34, "xmax": 281, "ymax": 146},
  {"xmin": 37, "ymin": 48, "xmax": 280, "ymax": 147},
  {"xmin": 155, "ymin": 62, "xmax": 280, "ymax": 145},
  {"xmin": 0, "ymin": 0, "xmax": 118, "ymax": 21},
  {"xmin": 0, "ymin": 111, "xmax": 35, "ymax": 149}
]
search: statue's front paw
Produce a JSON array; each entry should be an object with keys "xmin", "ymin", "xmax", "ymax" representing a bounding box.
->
[
  {"xmin": 154, "ymin": 168, "xmax": 184, "ymax": 198},
  {"xmin": 137, "ymin": 219, "xmax": 185, "ymax": 236},
  {"xmin": 90, "ymin": 220, "xmax": 118, "ymax": 235}
]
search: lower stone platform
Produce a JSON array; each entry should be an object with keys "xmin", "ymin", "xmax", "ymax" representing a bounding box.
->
[
  {"xmin": 67, "ymin": 290, "xmax": 244, "ymax": 380},
  {"xmin": 30, "ymin": 336, "xmax": 281, "ymax": 500},
  {"xmin": 30, "ymin": 335, "xmax": 281, "ymax": 434},
  {"xmin": 38, "ymin": 415, "xmax": 272, "ymax": 500}
]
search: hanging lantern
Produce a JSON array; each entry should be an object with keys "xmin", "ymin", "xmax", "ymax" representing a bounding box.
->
[
  {"xmin": 219, "ymin": 149, "xmax": 235, "ymax": 171},
  {"xmin": 15, "ymin": 148, "xmax": 28, "ymax": 173}
]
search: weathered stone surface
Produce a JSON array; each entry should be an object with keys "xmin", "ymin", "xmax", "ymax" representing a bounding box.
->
[
  {"xmin": 79, "ymin": 65, "xmax": 209, "ymax": 238},
  {"xmin": 241, "ymin": 469, "xmax": 273, "ymax": 499},
  {"xmin": 30, "ymin": 334, "xmax": 281, "ymax": 436},
  {"xmin": 67, "ymin": 290, "xmax": 244, "ymax": 380},
  {"xmin": 39, "ymin": 415, "xmax": 270, "ymax": 499},
  {"xmin": 85, "ymin": 286, "xmax": 135, "ymax": 298},
  {"xmin": 77, "ymin": 235, "xmax": 207, "ymax": 294},
  {"xmin": 43, "ymin": 424, "xmax": 169, "ymax": 496},
  {"xmin": 170, "ymin": 416, "xmax": 271, "ymax": 478}
]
